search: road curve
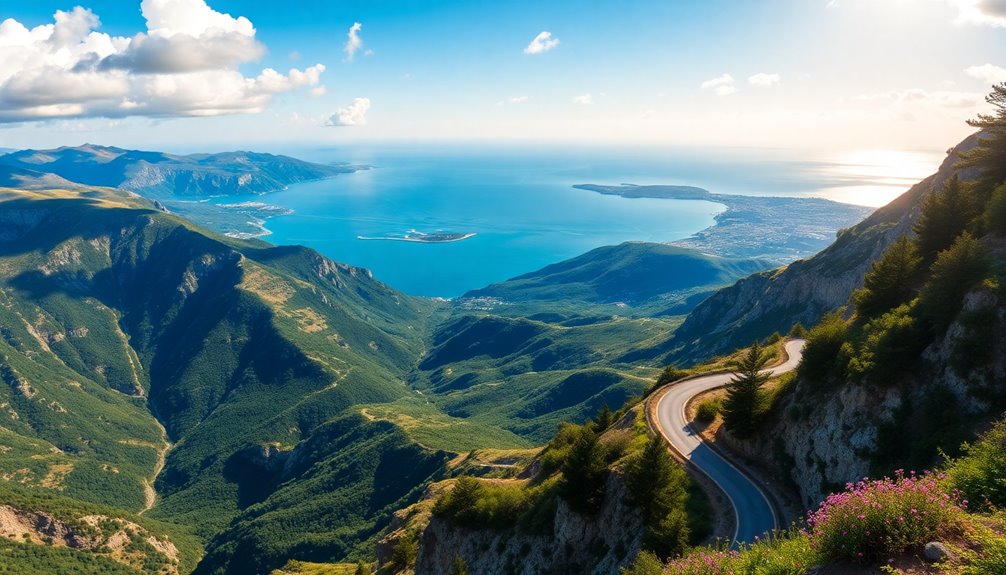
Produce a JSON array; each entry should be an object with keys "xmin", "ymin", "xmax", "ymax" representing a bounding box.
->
[{"xmin": 652, "ymin": 339, "xmax": 806, "ymax": 545}]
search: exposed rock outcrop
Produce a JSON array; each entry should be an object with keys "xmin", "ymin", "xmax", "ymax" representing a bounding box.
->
[{"xmin": 414, "ymin": 474, "xmax": 643, "ymax": 575}]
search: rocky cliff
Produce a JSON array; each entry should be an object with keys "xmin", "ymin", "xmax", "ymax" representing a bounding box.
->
[{"xmin": 412, "ymin": 474, "xmax": 643, "ymax": 575}]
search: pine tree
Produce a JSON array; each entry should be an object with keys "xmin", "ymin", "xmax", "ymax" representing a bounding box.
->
[
  {"xmin": 958, "ymin": 83, "xmax": 1006, "ymax": 197},
  {"xmin": 558, "ymin": 426, "xmax": 608, "ymax": 514},
  {"xmin": 592, "ymin": 405, "xmax": 614, "ymax": 432},
  {"xmin": 721, "ymin": 341, "xmax": 771, "ymax": 438},
  {"xmin": 918, "ymin": 232, "xmax": 989, "ymax": 332},
  {"xmin": 853, "ymin": 235, "xmax": 922, "ymax": 319},
  {"xmin": 623, "ymin": 436, "xmax": 690, "ymax": 557},
  {"xmin": 913, "ymin": 174, "xmax": 976, "ymax": 263}
]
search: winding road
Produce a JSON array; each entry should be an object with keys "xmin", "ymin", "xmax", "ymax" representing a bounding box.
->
[{"xmin": 651, "ymin": 339, "xmax": 806, "ymax": 545}]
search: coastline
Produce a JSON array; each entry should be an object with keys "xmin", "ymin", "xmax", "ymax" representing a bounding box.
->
[{"xmin": 357, "ymin": 232, "xmax": 477, "ymax": 243}]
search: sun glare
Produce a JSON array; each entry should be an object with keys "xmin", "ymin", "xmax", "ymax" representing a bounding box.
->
[{"xmin": 817, "ymin": 149, "xmax": 946, "ymax": 207}]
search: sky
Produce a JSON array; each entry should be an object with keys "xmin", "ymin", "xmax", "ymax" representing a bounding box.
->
[{"xmin": 1, "ymin": 0, "xmax": 1005, "ymax": 154}]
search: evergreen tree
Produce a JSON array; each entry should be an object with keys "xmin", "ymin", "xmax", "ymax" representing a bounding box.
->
[
  {"xmin": 592, "ymin": 405, "xmax": 614, "ymax": 432},
  {"xmin": 985, "ymin": 183, "xmax": 1006, "ymax": 235},
  {"xmin": 913, "ymin": 174, "xmax": 976, "ymax": 263},
  {"xmin": 448, "ymin": 554, "xmax": 469, "ymax": 575},
  {"xmin": 432, "ymin": 476, "xmax": 483, "ymax": 525},
  {"xmin": 558, "ymin": 426, "xmax": 608, "ymax": 514},
  {"xmin": 958, "ymin": 83, "xmax": 1006, "ymax": 196},
  {"xmin": 623, "ymin": 436, "xmax": 690, "ymax": 557},
  {"xmin": 853, "ymin": 235, "xmax": 922, "ymax": 319},
  {"xmin": 918, "ymin": 232, "xmax": 989, "ymax": 332},
  {"xmin": 721, "ymin": 341, "xmax": 771, "ymax": 438}
]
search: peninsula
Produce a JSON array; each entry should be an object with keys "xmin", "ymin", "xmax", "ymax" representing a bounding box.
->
[
  {"xmin": 357, "ymin": 229, "xmax": 477, "ymax": 243},
  {"xmin": 574, "ymin": 183, "xmax": 874, "ymax": 263}
]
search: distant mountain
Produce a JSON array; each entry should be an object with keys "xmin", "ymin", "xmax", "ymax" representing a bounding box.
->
[
  {"xmin": 649, "ymin": 133, "xmax": 982, "ymax": 365},
  {"xmin": 0, "ymin": 144, "xmax": 356, "ymax": 198},
  {"xmin": 464, "ymin": 241, "xmax": 773, "ymax": 309}
]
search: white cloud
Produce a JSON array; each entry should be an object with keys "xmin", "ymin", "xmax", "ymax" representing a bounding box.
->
[
  {"xmin": 701, "ymin": 73, "xmax": 737, "ymax": 96},
  {"xmin": 572, "ymin": 93, "xmax": 592, "ymax": 105},
  {"xmin": 0, "ymin": 0, "xmax": 325, "ymax": 123},
  {"xmin": 327, "ymin": 97, "xmax": 370, "ymax": 126},
  {"xmin": 965, "ymin": 63, "xmax": 1006, "ymax": 84},
  {"xmin": 748, "ymin": 72, "xmax": 781, "ymax": 87},
  {"xmin": 309, "ymin": 85, "xmax": 328, "ymax": 98},
  {"xmin": 949, "ymin": 0, "xmax": 1006, "ymax": 27},
  {"xmin": 344, "ymin": 22, "xmax": 363, "ymax": 61},
  {"xmin": 524, "ymin": 31, "xmax": 559, "ymax": 55}
]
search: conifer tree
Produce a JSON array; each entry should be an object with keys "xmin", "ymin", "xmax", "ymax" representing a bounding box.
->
[
  {"xmin": 913, "ymin": 174, "xmax": 976, "ymax": 263},
  {"xmin": 624, "ymin": 436, "xmax": 690, "ymax": 557},
  {"xmin": 853, "ymin": 235, "xmax": 922, "ymax": 319},
  {"xmin": 449, "ymin": 554, "xmax": 469, "ymax": 575},
  {"xmin": 592, "ymin": 405, "xmax": 614, "ymax": 432},
  {"xmin": 958, "ymin": 83, "xmax": 1006, "ymax": 196},
  {"xmin": 721, "ymin": 341, "xmax": 771, "ymax": 438},
  {"xmin": 558, "ymin": 426, "xmax": 608, "ymax": 513}
]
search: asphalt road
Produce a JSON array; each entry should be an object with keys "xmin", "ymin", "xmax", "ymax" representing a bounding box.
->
[{"xmin": 653, "ymin": 339, "xmax": 806, "ymax": 545}]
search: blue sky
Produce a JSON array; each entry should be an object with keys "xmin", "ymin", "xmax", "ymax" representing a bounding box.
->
[{"xmin": 1, "ymin": 0, "xmax": 1005, "ymax": 153}]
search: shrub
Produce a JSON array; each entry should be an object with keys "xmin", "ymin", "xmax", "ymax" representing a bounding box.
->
[
  {"xmin": 959, "ymin": 527, "xmax": 1006, "ymax": 575},
  {"xmin": 663, "ymin": 532, "xmax": 817, "ymax": 575},
  {"xmin": 694, "ymin": 398, "xmax": 721, "ymax": 423},
  {"xmin": 619, "ymin": 550, "xmax": 664, "ymax": 575},
  {"xmin": 846, "ymin": 303, "xmax": 926, "ymax": 383},
  {"xmin": 947, "ymin": 420, "xmax": 1006, "ymax": 512},
  {"xmin": 806, "ymin": 470, "xmax": 965, "ymax": 562},
  {"xmin": 798, "ymin": 311, "xmax": 850, "ymax": 385}
]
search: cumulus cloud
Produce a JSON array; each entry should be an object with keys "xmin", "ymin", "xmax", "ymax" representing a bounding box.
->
[
  {"xmin": 0, "ymin": 0, "xmax": 325, "ymax": 123},
  {"xmin": 701, "ymin": 73, "xmax": 736, "ymax": 96},
  {"xmin": 950, "ymin": 0, "xmax": 1006, "ymax": 26},
  {"xmin": 572, "ymin": 93, "xmax": 592, "ymax": 105},
  {"xmin": 965, "ymin": 63, "xmax": 1006, "ymax": 84},
  {"xmin": 748, "ymin": 72, "xmax": 781, "ymax": 87},
  {"xmin": 327, "ymin": 97, "xmax": 370, "ymax": 126},
  {"xmin": 344, "ymin": 22, "xmax": 363, "ymax": 61},
  {"xmin": 524, "ymin": 31, "xmax": 559, "ymax": 55}
]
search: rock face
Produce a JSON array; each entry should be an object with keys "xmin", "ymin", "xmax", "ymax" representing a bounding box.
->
[
  {"xmin": 742, "ymin": 281, "xmax": 1006, "ymax": 510},
  {"xmin": 662, "ymin": 133, "xmax": 983, "ymax": 365},
  {"xmin": 414, "ymin": 474, "xmax": 644, "ymax": 575}
]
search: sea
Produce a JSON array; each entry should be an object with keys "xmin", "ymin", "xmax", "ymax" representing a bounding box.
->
[{"xmin": 208, "ymin": 143, "xmax": 944, "ymax": 298}]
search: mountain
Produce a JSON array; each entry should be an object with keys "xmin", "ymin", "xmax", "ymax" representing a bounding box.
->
[
  {"xmin": 0, "ymin": 185, "xmax": 456, "ymax": 573},
  {"xmin": 0, "ymin": 144, "xmax": 356, "ymax": 198},
  {"xmin": 463, "ymin": 242, "xmax": 773, "ymax": 311},
  {"xmin": 0, "ymin": 164, "xmax": 77, "ymax": 189},
  {"xmin": 642, "ymin": 133, "xmax": 983, "ymax": 365}
]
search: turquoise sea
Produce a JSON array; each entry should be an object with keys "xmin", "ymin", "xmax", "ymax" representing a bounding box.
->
[{"xmin": 208, "ymin": 144, "xmax": 941, "ymax": 297}]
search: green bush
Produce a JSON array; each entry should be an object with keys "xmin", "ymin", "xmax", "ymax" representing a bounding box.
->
[
  {"xmin": 846, "ymin": 303, "xmax": 926, "ymax": 383},
  {"xmin": 798, "ymin": 311, "xmax": 850, "ymax": 385},
  {"xmin": 947, "ymin": 420, "xmax": 1006, "ymax": 512},
  {"xmin": 694, "ymin": 398, "xmax": 721, "ymax": 423}
]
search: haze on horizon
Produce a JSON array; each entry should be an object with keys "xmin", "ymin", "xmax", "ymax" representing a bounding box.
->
[{"xmin": 0, "ymin": 0, "xmax": 1004, "ymax": 159}]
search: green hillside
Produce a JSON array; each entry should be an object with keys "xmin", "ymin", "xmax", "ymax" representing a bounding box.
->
[
  {"xmin": 464, "ymin": 241, "xmax": 772, "ymax": 311},
  {"xmin": 0, "ymin": 187, "xmax": 459, "ymax": 574}
]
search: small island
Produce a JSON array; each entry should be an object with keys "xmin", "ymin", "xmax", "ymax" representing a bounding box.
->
[{"xmin": 357, "ymin": 229, "xmax": 476, "ymax": 243}]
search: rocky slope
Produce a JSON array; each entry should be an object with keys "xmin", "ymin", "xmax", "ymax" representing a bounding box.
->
[
  {"xmin": 655, "ymin": 133, "xmax": 983, "ymax": 365},
  {"xmin": 740, "ymin": 271, "xmax": 1006, "ymax": 510},
  {"xmin": 415, "ymin": 474, "xmax": 643, "ymax": 575}
]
